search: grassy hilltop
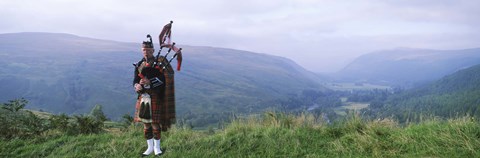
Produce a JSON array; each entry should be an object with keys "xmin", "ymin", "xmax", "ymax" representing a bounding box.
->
[{"xmin": 1, "ymin": 112, "xmax": 479, "ymax": 158}]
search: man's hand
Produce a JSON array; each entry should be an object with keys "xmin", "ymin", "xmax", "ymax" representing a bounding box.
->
[
  {"xmin": 139, "ymin": 78, "xmax": 151, "ymax": 85},
  {"xmin": 134, "ymin": 83, "xmax": 143, "ymax": 92}
]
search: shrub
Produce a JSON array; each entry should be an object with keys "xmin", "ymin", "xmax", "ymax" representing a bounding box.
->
[
  {"xmin": 68, "ymin": 115, "xmax": 104, "ymax": 135},
  {"xmin": 48, "ymin": 113, "xmax": 71, "ymax": 133},
  {"xmin": 0, "ymin": 98, "xmax": 48, "ymax": 139},
  {"xmin": 89, "ymin": 104, "xmax": 108, "ymax": 122}
]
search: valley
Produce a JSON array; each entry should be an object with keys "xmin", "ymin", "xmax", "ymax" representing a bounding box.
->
[{"xmin": 1, "ymin": 32, "xmax": 480, "ymax": 127}]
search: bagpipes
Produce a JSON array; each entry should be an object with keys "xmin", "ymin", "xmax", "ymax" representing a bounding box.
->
[{"xmin": 155, "ymin": 20, "xmax": 183, "ymax": 72}]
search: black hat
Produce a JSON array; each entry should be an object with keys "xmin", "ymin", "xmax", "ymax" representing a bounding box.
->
[
  {"xmin": 142, "ymin": 34, "xmax": 154, "ymax": 48},
  {"xmin": 142, "ymin": 41, "xmax": 153, "ymax": 48}
]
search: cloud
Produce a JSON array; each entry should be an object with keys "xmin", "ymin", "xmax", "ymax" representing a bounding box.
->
[{"xmin": 1, "ymin": 0, "xmax": 479, "ymax": 72}]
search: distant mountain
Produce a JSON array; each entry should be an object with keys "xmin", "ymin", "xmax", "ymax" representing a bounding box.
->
[
  {"xmin": 369, "ymin": 63, "xmax": 480, "ymax": 121},
  {"xmin": 335, "ymin": 48, "xmax": 480, "ymax": 86},
  {"xmin": 0, "ymin": 32, "xmax": 325, "ymax": 125}
]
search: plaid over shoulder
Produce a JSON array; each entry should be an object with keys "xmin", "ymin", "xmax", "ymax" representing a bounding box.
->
[{"xmin": 159, "ymin": 56, "xmax": 176, "ymax": 131}]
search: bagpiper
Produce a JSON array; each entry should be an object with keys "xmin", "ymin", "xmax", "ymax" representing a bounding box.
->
[{"xmin": 133, "ymin": 21, "xmax": 182, "ymax": 156}]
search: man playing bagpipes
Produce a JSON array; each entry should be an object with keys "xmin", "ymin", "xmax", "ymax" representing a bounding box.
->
[{"xmin": 133, "ymin": 21, "xmax": 182, "ymax": 156}]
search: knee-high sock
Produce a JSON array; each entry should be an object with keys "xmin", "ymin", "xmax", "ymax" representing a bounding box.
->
[
  {"xmin": 144, "ymin": 127, "xmax": 153, "ymax": 139},
  {"xmin": 153, "ymin": 128, "xmax": 161, "ymax": 140}
]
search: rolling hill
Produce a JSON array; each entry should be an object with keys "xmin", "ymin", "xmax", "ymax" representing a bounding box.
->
[
  {"xmin": 0, "ymin": 32, "xmax": 325, "ymax": 125},
  {"xmin": 368, "ymin": 63, "xmax": 480, "ymax": 121},
  {"xmin": 335, "ymin": 47, "xmax": 480, "ymax": 86}
]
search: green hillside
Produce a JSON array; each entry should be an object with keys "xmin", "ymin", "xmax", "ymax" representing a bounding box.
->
[
  {"xmin": 1, "ymin": 113, "xmax": 479, "ymax": 157},
  {"xmin": 0, "ymin": 32, "xmax": 325, "ymax": 126},
  {"xmin": 368, "ymin": 64, "xmax": 480, "ymax": 121}
]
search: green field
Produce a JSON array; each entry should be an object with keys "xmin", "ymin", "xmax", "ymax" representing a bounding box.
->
[
  {"xmin": 334, "ymin": 103, "xmax": 369, "ymax": 116},
  {"xmin": 334, "ymin": 97, "xmax": 370, "ymax": 116},
  {"xmin": 1, "ymin": 113, "xmax": 480, "ymax": 157},
  {"xmin": 326, "ymin": 82, "xmax": 391, "ymax": 91}
]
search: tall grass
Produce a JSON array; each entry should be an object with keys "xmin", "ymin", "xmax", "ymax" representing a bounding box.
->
[{"xmin": 1, "ymin": 112, "xmax": 480, "ymax": 157}]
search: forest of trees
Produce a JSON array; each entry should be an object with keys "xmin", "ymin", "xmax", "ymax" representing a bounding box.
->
[{"xmin": 0, "ymin": 98, "xmax": 115, "ymax": 140}]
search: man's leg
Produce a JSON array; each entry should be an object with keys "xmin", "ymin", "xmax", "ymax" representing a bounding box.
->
[{"xmin": 142, "ymin": 123, "xmax": 154, "ymax": 156}]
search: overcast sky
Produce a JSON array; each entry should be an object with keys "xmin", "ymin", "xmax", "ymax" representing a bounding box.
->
[{"xmin": 1, "ymin": 0, "xmax": 479, "ymax": 72}]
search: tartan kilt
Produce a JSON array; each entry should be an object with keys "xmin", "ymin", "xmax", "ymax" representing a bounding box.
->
[{"xmin": 134, "ymin": 90, "xmax": 163, "ymax": 124}]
